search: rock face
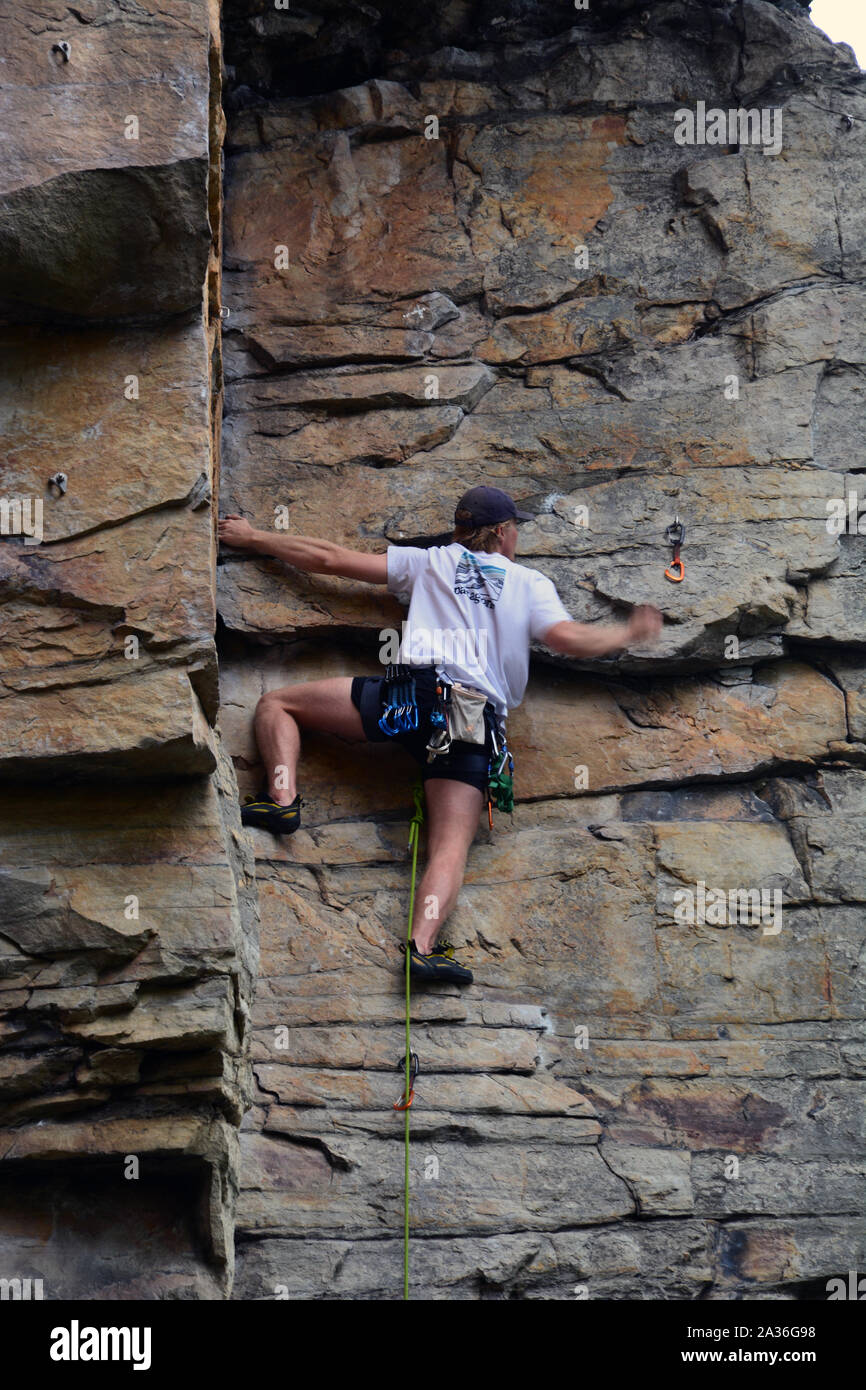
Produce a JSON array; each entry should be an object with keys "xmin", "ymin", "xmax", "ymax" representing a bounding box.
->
[
  {"xmin": 0, "ymin": 0, "xmax": 258, "ymax": 1297},
  {"xmin": 0, "ymin": 0, "xmax": 864, "ymax": 1302},
  {"xmin": 220, "ymin": 0, "xmax": 866, "ymax": 1301}
]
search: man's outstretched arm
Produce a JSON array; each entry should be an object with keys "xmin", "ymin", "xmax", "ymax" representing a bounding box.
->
[
  {"xmin": 218, "ymin": 515, "xmax": 388, "ymax": 584},
  {"xmin": 542, "ymin": 604, "xmax": 663, "ymax": 657}
]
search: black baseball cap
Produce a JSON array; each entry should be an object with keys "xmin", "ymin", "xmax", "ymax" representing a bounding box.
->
[{"xmin": 454, "ymin": 486, "xmax": 533, "ymax": 526}]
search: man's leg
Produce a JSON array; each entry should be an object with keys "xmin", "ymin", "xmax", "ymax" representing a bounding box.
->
[
  {"xmin": 411, "ymin": 778, "xmax": 484, "ymax": 954},
  {"xmin": 254, "ymin": 677, "xmax": 365, "ymax": 804}
]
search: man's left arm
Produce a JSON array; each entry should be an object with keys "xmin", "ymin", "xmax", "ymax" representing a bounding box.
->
[{"xmin": 541, "ymin": 604, "xmax": 663, "ymax": 657}]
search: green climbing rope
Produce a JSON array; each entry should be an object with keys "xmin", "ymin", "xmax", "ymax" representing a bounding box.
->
[{"xmin": 403, "ymin": 778, "xmax": 425, "ymax": 1300}]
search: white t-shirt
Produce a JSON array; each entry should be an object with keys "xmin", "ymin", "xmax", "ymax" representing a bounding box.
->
[{"xmin": 386, "ymin": 542, "xmax": 572, "ymax": 722}]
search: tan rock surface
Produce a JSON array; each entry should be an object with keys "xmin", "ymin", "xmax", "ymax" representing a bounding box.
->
[
  {"xmin": 0, "ymin": 0, "xmax": 253, "ymax": 1300},
  {"xmin": 1, "ymin": 0, "xmax": 864, "ymax": 1304},
  {"xmin": 0, "ymin": 0, "xmax": 213, "ymax": 319},
  {"xmin": 217, "ymin": 8, "xmax": 865, "ymax": 1292}
]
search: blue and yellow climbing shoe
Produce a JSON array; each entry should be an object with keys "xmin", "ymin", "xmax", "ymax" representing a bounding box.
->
[
  {"xmin": 402, "ymin": 939, "xmax": 473, "ymax": 986},
  {"xmin": 241, "ymin": 792, "xmax": 303, "ymax": 834}
]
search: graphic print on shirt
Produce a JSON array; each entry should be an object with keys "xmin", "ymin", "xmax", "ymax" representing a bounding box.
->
[{"xmin": 453, "ymin": 551, "xmax": 506, "ymax": 609}]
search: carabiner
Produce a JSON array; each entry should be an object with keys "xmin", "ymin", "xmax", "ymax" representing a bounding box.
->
[
  {"xmin": 393, "ymin": 1050, "xmax": 419, "ymax": 1110},
  {"xmin": 664, "ymin": 516, "xmax": 686, "ymax": 583}
]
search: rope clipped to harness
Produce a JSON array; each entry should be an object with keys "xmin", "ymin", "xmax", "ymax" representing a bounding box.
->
[{"xmin": 378, "ymin": 663, "xmax": 419, "ymax": 735}]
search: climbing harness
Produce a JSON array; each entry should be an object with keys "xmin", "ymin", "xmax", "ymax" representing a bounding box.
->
[
  {"xmin": 378, "ymin": 663, "xmax": 420, "ymax": 735},
  {"xmin": 394, "ymin": 778, "xmax": 424, "ymax": 1299},
  {"xmin": 664, "ymin": 516, "xmax": 685, "ymax": 583},
  {"xmin": 425, "ymin": 678, "xmax": 514, "ymax": 825}
]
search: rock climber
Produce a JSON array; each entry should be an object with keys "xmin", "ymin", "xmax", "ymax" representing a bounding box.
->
[{"xmin": 218, "ymin": 486, "xmax": 663, "ymax": 986}]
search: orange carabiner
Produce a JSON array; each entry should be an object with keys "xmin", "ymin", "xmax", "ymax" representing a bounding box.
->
[
  {"xmin": 393, "ymin": 1050, "xmax": 418, "ymax": 1110},
  {"xmin": 665, "ymin": 557, "xmax": 684, "ymax": 582}
]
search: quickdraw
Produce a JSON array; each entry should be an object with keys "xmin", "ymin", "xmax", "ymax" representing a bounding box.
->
[
  {"xmin": 378, "ymin": 663, "xmax": 419, "ymax": 735},
  {"xmin": 664, "ymin": 516, "xmax": 685, "ymax": 583},
  {"xmin": 393, "ymin": 1050, "xmax": 419, "ymax": 1111}
]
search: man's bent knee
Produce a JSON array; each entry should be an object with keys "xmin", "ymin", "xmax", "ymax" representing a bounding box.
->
[
  {"xmin": 256, "ymin": 678, "xmax": 364, "ymax": 740},
  {"xmin": 255, "ymin": 688, "xmax": 293, "ymax": 720}
]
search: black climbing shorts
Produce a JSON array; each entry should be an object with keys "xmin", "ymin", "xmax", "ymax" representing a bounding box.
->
[{"xmin": 350, "ymin": 665, "xmax": 499, "ymax": 795}]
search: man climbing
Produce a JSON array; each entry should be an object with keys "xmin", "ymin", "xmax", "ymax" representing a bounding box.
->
[{"xmin": 218, "ymin": 486, "xmax": 663, "ymax": 986}]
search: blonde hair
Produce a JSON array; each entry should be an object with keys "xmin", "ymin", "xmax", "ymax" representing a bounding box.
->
[{"xmin": 451, "ymin": 510, "xmax": 504, "ymax": 553}]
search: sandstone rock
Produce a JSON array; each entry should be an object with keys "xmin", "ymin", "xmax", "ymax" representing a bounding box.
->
[
  {"xmin": 0, "ymin": 1049, "xmax": 81, "ymax": 1100},
  {"xmin": 0, "ymin": 318, "xmax": 218, "ymax": 732},
  {"xmin": 254, "ymin": 1065, "xmax": 594, "ymax": 1117},
  {"xmin": 249, "ymin": 1022, "xmax": 539, "ymax": 1073},
  {"xmin": 0, "ymin": 0, "xmax": 254, "ymax": 1278},
  {"xmin": 235, "ymin": 1127, "xmax": 631, "ymax": 1238},
  {"xmin": 0, "ymin": 668, "xmax": 217, "ymax": 780},
  {"xmin": 601, "ymin": 1142, "xmax": 694, "ymax": 1216},
  {"xmin": 0, "ymin": 740, "xmax": 255, "ymax": 1288},
  {"xmin": 222, "ymin": 130, "xmax": 480, "ymax": 312},
  {"xmin": 233, "ymin": 1219, "xmax": 714, "ymax": 1300},
  {"xmin": 2, "ymin": 0, "xmax": 864, "ymax": 1305},
  {"xmin": 0, "ymin": 1, "xmax": 213, "ymax": 320},
  {"xmin": 227, "ymin": 362, "xmax": 494, "ymax": 414},
  {"xmin": 710, "ymin": 1215, "xmax": 865, "ymax": 1296},
  {"xmin": 0, "ymin": 321, "xmax": 213, "ymax": 541}
]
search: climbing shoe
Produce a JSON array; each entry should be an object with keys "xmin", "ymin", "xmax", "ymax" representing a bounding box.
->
[
  {"xmin": 241, "ymin": 792, "xmax": 303, "ymax": 834},
  {"xmin": 401, "ymin": 938, "xmax": 473, "ymax": 986}
]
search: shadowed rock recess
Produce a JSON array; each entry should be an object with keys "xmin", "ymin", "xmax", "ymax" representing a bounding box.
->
[{"xmin": 0, "ymin": 0, "xmax": 864, "ymax": 1301}]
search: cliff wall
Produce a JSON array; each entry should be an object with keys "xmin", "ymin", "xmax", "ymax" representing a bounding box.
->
[
  {"xmin": 0, "ymin": 0, "xmax": 863, "ymax": 1301},
  {"xmin": 219, "ymin": 0, "xmax": 866, "ymax": 1300},
  {"xmin": 0, "ymin": 0, "xmax": 257, "ymax": 1298}
]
